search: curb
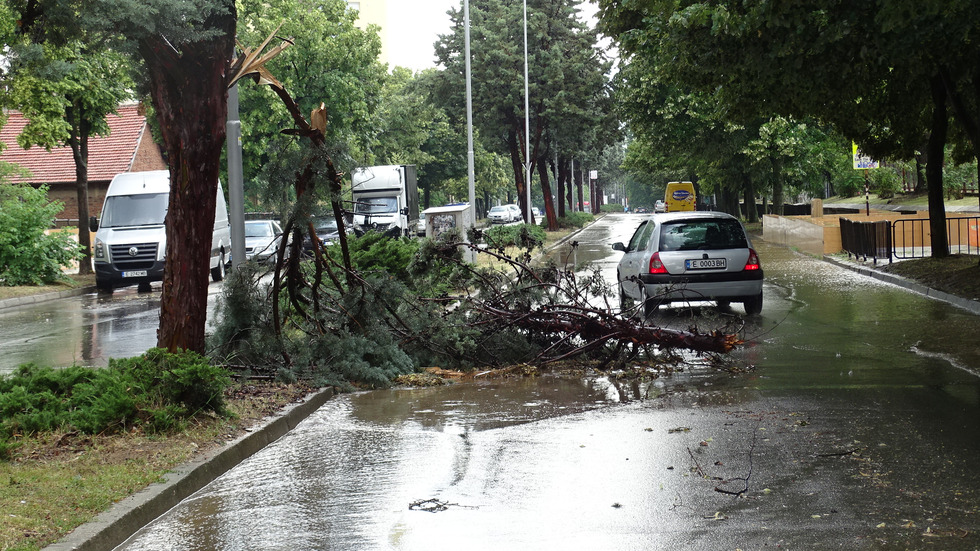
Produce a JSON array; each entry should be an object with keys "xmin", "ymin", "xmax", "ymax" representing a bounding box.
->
[
  {"xmin": 43, "ymin": 386, "xmax": 335, "ymax": 551},
  {"xmin": 0, "ymin": 286, "xmax": 96, "ymax": 311},
  {"xmin": 823, "ymin": 255, "xmax": 980, "ymax": 315}
]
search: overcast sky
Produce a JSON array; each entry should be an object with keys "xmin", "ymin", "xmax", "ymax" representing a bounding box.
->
[{"xmin": 385, "ymin": 1, "xmax": 602, "ymax": 73}]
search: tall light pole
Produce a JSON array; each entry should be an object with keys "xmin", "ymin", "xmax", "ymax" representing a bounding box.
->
[
  {"xmin": 465, "ymin": 0, "xmax": 476, "ymax": 225},
  {"xmin": 523, "ymin": 0, "xmax": 532, "ymax": 223}
]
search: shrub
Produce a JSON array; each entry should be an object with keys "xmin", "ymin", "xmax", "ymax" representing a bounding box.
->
[
  {"xmin": 484, "ymin": 223, "xmax": 547, "ymax": 250},
  {"xmin": 556, "ymin": 211, "xmax": 594, "ymax": 229},
  {"xmin": 0, "ymin": 184, "xmax": 82, "ymax": 285},
  {"xmin": 0, "ymin": 350, "xmax": 232, "ymax": 459}
]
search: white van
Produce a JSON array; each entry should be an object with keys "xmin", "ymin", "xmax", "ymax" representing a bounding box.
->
[{"xmin": 89, "ymin": 170, "xmax": 231, "ymax": 292}]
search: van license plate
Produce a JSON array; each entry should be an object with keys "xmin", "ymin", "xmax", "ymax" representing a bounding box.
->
[
  {"xmin": 686, "ymin": 258, "xmax": 726, "ymax": 270},
  {"xmin": 122, "ymin": 270, "xmax": 148, "ymax": 278}
]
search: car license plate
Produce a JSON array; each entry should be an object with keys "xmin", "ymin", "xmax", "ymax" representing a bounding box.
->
[
  {"xmin": 686, "ymin": 258, "xmax": 726, "ymax": 270},
  {"xmin": 122, "ymin": 270, "xmax": 148, "ymax": 278}
]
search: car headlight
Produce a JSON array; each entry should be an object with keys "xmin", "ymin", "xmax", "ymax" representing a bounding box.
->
[{"xmin": 94, "ymin": 238, "xmax": 105, "ymax": 259}]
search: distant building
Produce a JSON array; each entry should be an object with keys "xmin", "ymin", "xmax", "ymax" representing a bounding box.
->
[
  {"xmin": 0, "ymin": 103, "xmax": 166, "ymax": 221},
  {"xmin": 347, "ymin": 0, "xmax": 391, "ymax": 66}
]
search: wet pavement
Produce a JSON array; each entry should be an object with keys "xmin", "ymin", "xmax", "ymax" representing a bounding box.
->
[
  {"xmin": 0, "ymin": 283, "xmax": 223, "ymax": 375},
  {"xmin": 113, "ymin": 213, "xmax": 980, "ymax": 550}
]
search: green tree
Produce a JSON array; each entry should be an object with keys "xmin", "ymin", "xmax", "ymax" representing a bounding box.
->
[
  {"xmin": 236, "ymin": 0, "xmax": 385, "ymax": 212},
  {"xmin": 3, "ymin": 43, "xmax": 133, "ymax": 275},
  {"xmin": 0, "ymin": 184, "xmax": 81, "ymax": 285},
  {"xmin": 13, "ymin": 0, "xmax": 239, "ymax": 352},
  {"xmin": 435, "ymin": 0, "xmax": 616, "ymax": 228},
  {"xmin": 598, "ymin": 0, "xmax": 980, "ymax": 256}
]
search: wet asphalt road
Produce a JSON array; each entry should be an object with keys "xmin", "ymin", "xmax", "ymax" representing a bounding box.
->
[
  {"xmin": 113, "ymin": 213, "xmax": 980, "ymax": 550},
  {"xmin": 0, "ymin": 282, "xmax": 224, "ymax": 375}
]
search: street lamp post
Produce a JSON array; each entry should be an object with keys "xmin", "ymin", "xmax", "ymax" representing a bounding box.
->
[
  {"xmin": 523, "ymin": 0, "xmax": 531, "ymax": 223},
  {"xmin": 465, "ymin": 0, "xmax": 475, "ymax": 224}
]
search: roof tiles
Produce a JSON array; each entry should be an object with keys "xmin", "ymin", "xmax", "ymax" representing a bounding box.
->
[{"xmin": 1, "ymin": 104, "xmax": 150, "ymax": 185}]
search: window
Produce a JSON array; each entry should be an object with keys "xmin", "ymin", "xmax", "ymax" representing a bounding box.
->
[
  {"xmin": 659, "ymin": 219, "xmax": 747, "ymax": 251},
  {"xmin": 355, "ymin": 197, "xmax": 397, "ymax": 214},
  {"xmin": 101, "ymin": 193, "xmax": 169, "ymax": 228}
]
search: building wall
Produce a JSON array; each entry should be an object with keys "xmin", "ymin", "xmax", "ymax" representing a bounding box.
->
[
  {"xmin": 347, "ymin": 0, "xmax": 389, "ymax": 66},
  {"xmin": 48, "ymin": 127, "xmax": 166, "ymax": 224}
]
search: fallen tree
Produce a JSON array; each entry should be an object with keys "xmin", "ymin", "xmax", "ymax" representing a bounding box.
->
[{"xmin": 209, "ymin": 32, "xmax": 744, "ymax": 388}]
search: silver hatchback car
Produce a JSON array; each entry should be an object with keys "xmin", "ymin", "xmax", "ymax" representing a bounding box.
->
[{"xmin": 612, "ymin": 211, "xmax": 763, "ymax": 316}]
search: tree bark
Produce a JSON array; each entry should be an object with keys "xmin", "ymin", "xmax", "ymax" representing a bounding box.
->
[
  {"xmin": 926, "ymin": 73, "xmax": 950, "ymax": 258},
  {"xmin": 142, "ymin": 8, "xmax": 237, "ymax": 353},
  {"xmin": 67, "ymin": 103, "xmax": 92, "ymax": 275},
  {"xmin": 556, "ymin": 156, "xmax": 567, "ymax": 218},
  {"xmin": 507, "ymin": 130, "xmax": 526, "ymax": 216},
  {"xmin": 536, "ymin": 156, "xmax": 558, "ymax": 230}
]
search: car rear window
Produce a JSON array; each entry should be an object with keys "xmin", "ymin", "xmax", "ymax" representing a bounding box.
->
[{"xmin": 659, "ymin": 219, "xmax": 747, "ymax": 251}]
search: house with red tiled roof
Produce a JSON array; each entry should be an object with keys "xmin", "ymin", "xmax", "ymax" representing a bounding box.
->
[{"xmin": 0, "ymin": 103, "xmax": 167, "ymax": 222}]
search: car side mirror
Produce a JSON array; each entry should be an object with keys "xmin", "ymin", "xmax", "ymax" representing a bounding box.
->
[
  {"xmin": 88, "ymin": 216, "xmax": 99, "ymax": 233},
  {"xmin": 612, "ymin": 242, "xmax": 627, "ymax": 252}
]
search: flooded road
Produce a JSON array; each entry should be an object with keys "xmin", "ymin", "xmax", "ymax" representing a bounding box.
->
[{"xmin": 117, "ymin": 213, "xmax": 980, "ymax": 550}]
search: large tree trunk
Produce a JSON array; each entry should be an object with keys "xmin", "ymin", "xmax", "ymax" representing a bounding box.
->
[
  {"xmin": 926, "ymin": 73, "xmax": 950, "ymax": 258},
  {"xmin": 141, "ymin": 9, "xmax": 236, "ymax": 353},
  {"xmin": 507, "ymin": 130, "xmax": 527, "ymax": 219},
  {"xmin": 743, "ymin": 173, "xmax": 758, "ymax": 223},
  {"xmin": 576, "ymin": 167, "xmax": 584, "ymax": 212},
  {"xmin": 67, "ymin": 104, "xmax": 92, "ymax": 275},
  {"xmin": 556, "ymin": 156, "xmax": 567, "ymax": 218},
  {"xmin": 536, "ymin": 157, "xmax": 558, "ymax": 230}
]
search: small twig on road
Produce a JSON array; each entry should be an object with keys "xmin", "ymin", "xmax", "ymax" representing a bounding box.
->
[
  {"xmin": 714, "ymin": 422, "xmax": 760, "ymax": 497},
  {"xmin": 687, "ymin": 447, "xmax": 708, "ymax": 478},
  {"xmin": 816, "ymin": 448, "xmax": 861, "ymax": 457}
]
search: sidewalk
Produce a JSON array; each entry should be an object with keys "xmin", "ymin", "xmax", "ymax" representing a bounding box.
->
[
  {"xmin": 823, "ymin": 253, "xmax": 980, "ymax": 315},
  {"xmin": 828, "ymin": 201, "xmax": 980, "ymax": 213},
  {"xmin": 0, "ymin": 285, "xmax": 94, "ymax": 310}
]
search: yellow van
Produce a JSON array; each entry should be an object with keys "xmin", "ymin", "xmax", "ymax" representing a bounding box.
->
[{"xmin": 664, "ymin": 181, "xmax": 696, "ymax": 212}]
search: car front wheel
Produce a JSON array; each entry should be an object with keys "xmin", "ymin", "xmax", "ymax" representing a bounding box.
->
[
  {"xmin": 743, "ymin": 292, "xmax": 763, "ymax": 315},
  {"xmin": 211, "ymin": 251, "xmax": 226, "ymax": 282}
]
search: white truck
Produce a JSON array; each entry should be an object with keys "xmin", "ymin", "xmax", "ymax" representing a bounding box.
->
[
  {"xmin": 89, "ymin": 170, "xmax": 231, "ymax": 292},
  {"xmin": 350, "ymin": 165, "xmax": 419, "ymax": 238}
]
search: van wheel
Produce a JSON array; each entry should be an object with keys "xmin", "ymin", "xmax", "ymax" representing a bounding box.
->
[
  {"xmin": 96, "ymin": 278, "xmax": 113, "ymax": 293},
  {"xmin": 211, "ymin": 251, "xmax": 226, "ymax": 282},
  {"xmin": 743, "ymin": 292, "xmax": 763, "ymax": 315}
]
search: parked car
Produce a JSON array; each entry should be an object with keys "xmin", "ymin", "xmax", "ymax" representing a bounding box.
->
[
  {"xmin": 654, "ymin": 200, "xmax": 667, "ymax": 213},
  {"xmin": 244, "ymin": 219, "xmax": 283, "ymax": 261},
  {"xmin": 416, "ymin": 217, "xmax": 427, "ymax": 236},
  {"xmin": 302, "ymin": 217, "xmax": 344, "ymax": 255},
  {"xmin": 612, "ymin": 211, "xmax": 763, "ymax": 317},
  {"xmin": 488, "ymin": 204, "xmax": 518, "ymax": 224}
]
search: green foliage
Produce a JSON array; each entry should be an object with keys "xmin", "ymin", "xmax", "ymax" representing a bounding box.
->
[
  {"xmin": 868, "ymin": 168, "xmax": 902, "ymax": 199},
  {"xmin": 484, "ymin": 223, "xmax": 547, "ymax": 250},
  {"xmin": 0, "ymin": 184, "xmax": 82, "ymax": 285},
  {"xmin": 555, "ymin": 212, "xmax": 595, "ymax": 230},
  {"xmin": 0, "ymin": 350, "xmax": 231, "ymax": 459}
]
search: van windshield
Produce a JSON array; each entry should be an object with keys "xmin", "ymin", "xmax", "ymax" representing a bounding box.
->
[
  {"xmin": 355, "ymin": 197, "xmax": 397, "ymax": 215},
  {"xmin": 101, "ymin": 193, "xmax": 169, "ymax": 228}
]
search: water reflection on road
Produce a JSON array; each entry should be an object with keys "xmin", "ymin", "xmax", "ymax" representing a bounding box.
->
[{"xmin": 0, "ymin": 283, "xmax": 223, "ymax": 374}]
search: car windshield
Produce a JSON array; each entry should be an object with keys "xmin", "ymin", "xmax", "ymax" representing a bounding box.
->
[
  {"xmin": 659, "ymin": 219, "xmax": 747, "ymax": 251},
  {"xmin": 489, "ymin": 207, "xmax": 506, "ymax": 213},
  {"xmin": 245, "ymin": 222, "xmax": 275, "ymax": 237},
  {"xmin": 355, "ymin": 197, "xmax": 397, "ymax": 214},
  {"xmin": 315, "ymin": 219, "xmax": 339, "ymax": 233},
  {"xmin": 101, "ymin": 193, "xmax": 168, "ymax": 228}
]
